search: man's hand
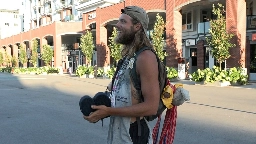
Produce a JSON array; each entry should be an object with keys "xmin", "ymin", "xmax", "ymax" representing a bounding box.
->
[
  {"xmin": 107, "ymin": 82, "xmax": 112, "ymax": 91},
  {"xmin": 83, "ymin": 105, "xmax": 109, "ymax": 123}
]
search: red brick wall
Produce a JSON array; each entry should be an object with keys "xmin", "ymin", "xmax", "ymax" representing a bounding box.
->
[
  {"xmin": 197, "ymin": 40, "xmax": 204, "ymax": 70},
  {"xmin": 226, "ymin": 0, "xmax": 246, "ymax": 68}
]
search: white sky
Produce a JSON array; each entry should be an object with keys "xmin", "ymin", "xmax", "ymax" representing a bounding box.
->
[{"xmin": 0, "ymin": 0, "xmax": 21, "ymax": 10}]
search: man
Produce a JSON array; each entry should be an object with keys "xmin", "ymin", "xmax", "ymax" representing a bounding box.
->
[{"xmin": 84, "ymin": 6, "xmax": 160, "ymax": 144}]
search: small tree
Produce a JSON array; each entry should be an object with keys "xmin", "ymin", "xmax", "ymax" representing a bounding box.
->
[
  {"xmin": 151, "ymin": 13, "xmax": 167, "ymax": 62},
  {"xmin": 80, "ymin": 30, "xmax": 94, "ymax": 66},
  {"xmin": 108, "ymin": 27, "xmax": 122, "ymax": 65},
  {"xmin": 30, "ymin": 39, "xmax": 39, "ymax": 67},
  {"xmin": 0, "ymin": 52, "xmax": 4, "ymax": 67},
  {"xmin": 41, "ymin": 44, "xmax": 53, "ymax": 66},
  {"xmin": 19, "ymin": 44, "xmax": 27, "ymax": 67},
  {"xmin": 4, "ymin": 51, "xmax": 11, "ymax": 67},
  {"xmin": 11, "ymin": 56, "xmax": 18, "ymax": 67},
  {"xmin": 206, "ymin": 3, "xmax": 236, "ymax": 70}
]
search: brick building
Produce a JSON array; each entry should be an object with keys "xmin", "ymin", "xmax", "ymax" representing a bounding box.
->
[{"xmin": 0, "ymin": 0, "xmax": 255, "ymax": 80}]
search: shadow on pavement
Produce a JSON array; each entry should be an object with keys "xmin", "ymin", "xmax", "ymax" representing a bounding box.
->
[{"xmin": 0, "ymin": 73, "xmax": 255, "ymax": 144}]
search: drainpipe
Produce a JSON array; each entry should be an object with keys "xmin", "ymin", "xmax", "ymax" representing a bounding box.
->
[
  {"xmin": 123, "ymin": 0, "xmax": 125, "ymax": 8},
  {"xmin": 164, "ymin": 0, "xmax": 166, "ymax": 10}
]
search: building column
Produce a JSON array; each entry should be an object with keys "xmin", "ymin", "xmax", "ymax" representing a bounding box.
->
[
  {"xmin": 40, "ymin": 37, "xmax": 48, "ymax": 66},
  {"xmin": 53, "ymin": 35, "xmax": 62, "ymax": 67},
  {"xmin": 96, "ymin": 25, "xmax": 110, "ymax": 68},
  {"xmin": 226, "ymin": 0, "xmax": 246, "ymax": 68},
  {"xmin": 13, "ymin": 44, "xmax": 19, "ymax": 67},
  {"xmin": 166, "ymin": 2, "xmax": 182, "ymax": 68},
  {"xmin": 6, "ymin": 45, "xmax": 12, "ymax": 57},
  {"xmin": 20, "ymin": 42, "xmax": 27, "ymax": 68},
  {"xmin": 197, "ymin": 40, "xmax": 205, "ymax": 70}
]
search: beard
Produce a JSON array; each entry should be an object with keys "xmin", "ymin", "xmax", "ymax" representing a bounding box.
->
[{"xmin": 115, "ymin": 27, "xmax": 136, "ymax": 45}]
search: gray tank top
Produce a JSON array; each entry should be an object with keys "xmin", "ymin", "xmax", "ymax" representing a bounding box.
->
[{"xmin": 107, "ymin": 58, "xmax": 152, "ymax": 144}]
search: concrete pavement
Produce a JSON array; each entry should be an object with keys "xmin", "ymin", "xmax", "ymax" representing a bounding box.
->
[{"xmin": 0, "ymin": 73, "xmax": 255, "ymax": 144}]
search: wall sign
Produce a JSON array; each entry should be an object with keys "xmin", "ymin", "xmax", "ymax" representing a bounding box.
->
[{"xmin": 88, "ymin": 12, "xmax": 96, "ymax": 20}]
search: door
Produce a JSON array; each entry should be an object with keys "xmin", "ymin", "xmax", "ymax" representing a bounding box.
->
[{"xmin": 190, "ymin": 48, "xmax": 197, "ymax": 73}]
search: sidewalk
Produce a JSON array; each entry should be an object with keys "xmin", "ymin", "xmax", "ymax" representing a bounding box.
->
[
  {"xmin": 2, "ymin": 72, "xmax": 256, "ymax": 89},
  {"xmin": 171, "ymin": 79, "xmax": 256, "ymax": 89}
]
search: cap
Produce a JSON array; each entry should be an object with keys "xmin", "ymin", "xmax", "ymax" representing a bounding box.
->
[{"xmin": 121, "ymin": 6, "xmax": 149, "ymax": 37}]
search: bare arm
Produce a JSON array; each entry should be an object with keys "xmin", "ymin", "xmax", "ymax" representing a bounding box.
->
[{"xmin": 84, "ymin": 50, "xmax": 160, "ymax": 121}]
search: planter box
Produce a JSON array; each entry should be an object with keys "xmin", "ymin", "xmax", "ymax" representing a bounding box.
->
[
  {"xmin": 194, "ymin": 81, "xmax": 205, "ymax": 85},
  {"xmin": 79, "ymin": 75, "xmax": 87, "ymax": 78},
  {"xmin": 169, "ymin": 77, "xmax": 179, "ymax": 82},
  {"xmin": 194, "ymin": 81, "xmax": 230, "ymax": 87},
  {"xmin": 41, "ymin": 72, "xmax": 47, "ymax": 75},
  {"xmin": 215, "ymin": 81, "xmax": 231, "ymax": 87},
  {"xmin": 89, "ymin": 74, "xmax": 94, "ymax": 79},
  {"xmin": 30, "ymin": 72, "xmax": 36, "ymax": 75},
  {"xmin": 230, "ymin": 82, "xmax": 242, "ymax": 86}
]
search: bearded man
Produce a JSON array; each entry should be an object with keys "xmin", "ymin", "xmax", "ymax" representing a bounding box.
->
[{"xmin": 84, "ymin": 6, "xmax": 160, "ymax": 144}]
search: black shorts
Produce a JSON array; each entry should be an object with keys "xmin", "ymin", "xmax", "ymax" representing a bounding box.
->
[{"xmin": 129, "ymin": 118, "xmax": 150, "ymax": 144}]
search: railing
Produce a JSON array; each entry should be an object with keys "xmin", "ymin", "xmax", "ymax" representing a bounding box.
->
[
  {"xmin": 247, "ymin": 15, "xmax": 256, "ymax": 30},
  {"xmin": 197, "ymin": 22, "xmax": 210, "ymax": 35},
  {"xmin": 64, "ymin": 15, "xmax": 74, "ymax": 22},
  {"xmin": 65, "ymin": 15, "xmax": 71, "ymax": 21}
]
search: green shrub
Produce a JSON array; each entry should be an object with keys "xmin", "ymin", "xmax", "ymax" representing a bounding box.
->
[{"xmin": 166, "ymin": 67, "xmax": 178, "ymax": 79}]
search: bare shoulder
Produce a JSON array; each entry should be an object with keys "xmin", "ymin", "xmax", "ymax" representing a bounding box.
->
[
  {"xmin": 137, "ymin": 50, "xmax": 157, "ymax": 64},
  {"xmin": 136, "ymin": 50, "xmax": 158, "ymax": 74}
]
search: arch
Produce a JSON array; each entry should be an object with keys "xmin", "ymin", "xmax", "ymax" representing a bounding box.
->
[
  {"xmin": 174, "ymin": 0, "xmax": 202, "ymax": 11},
  {"xmin": 42, "ymin": 34, "xmax": 54, "ymax": 38},
  {"xmin": 31, "ymin": 37, "xmax": 41, "ymax": 41},
  {"xmin": 101, "ymin": 18, "xmax": 119, "ymax": 27},
  {"xmin": 146, "ymin": 9, "xmax": 166, "ymax": 13},
  {"xmin": 57, "ymin": 32, "xmax": 83, "ymax": 37}
]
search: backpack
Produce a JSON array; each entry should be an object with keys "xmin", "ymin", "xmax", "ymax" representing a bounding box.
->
[{"xmin": 129, "ymin": 47, "xmax": 168, "ymax": 121}]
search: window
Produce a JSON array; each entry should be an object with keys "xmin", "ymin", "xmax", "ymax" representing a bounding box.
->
[{"xmin": 182, "ymin": 12, "xmax": 192, "ymax": 31}]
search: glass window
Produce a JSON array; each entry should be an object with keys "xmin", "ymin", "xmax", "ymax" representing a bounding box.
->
[
  {"xmin": 182, "ymin": 12, "xmax": 192, "ymax": 30},
  {"xmin": 182, "ymin": 14, "xmax": 186, "ymax": 25},
  {"xmin": 187, "ymin": 12, "xmax": 192, "ymax": 24}
]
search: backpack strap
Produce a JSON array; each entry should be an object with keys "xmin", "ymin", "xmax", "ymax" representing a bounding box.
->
[
  {"xmin": 110, "ymin": 58, "xmax": 125, "ymax": 91},
  {"xmin": 129, "ymin": 46, "xmax": 162, "ymax": 137},
  {"xmin": 130, "ymin": 47, "xmax": 152, "ymax": 92}
]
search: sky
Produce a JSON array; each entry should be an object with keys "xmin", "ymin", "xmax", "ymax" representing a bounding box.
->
[{"xmin": 0, "ymin": 0, "xmax": 21, "ymax": 10}]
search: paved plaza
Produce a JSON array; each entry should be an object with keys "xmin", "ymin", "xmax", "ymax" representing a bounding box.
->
[{"xmin": 0, "ymin": 73, "xmax": 255, "ymax": 144}]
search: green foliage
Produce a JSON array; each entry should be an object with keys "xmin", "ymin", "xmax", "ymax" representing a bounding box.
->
[
  {"xmin": 19, "ymin": 44, "xmax": 27, "ymax": 67},
  {"xmin": 106, "ymin": 66, "xmax": 116, "ymax": 79},
  {"xmin": 166, "ymin": 67, "xmax": 178, "ymax": 79},
  {"xmin": 190, "ymin": 66, "xmax": 248, "ymax": 85},
  {"xmin": 47, "ymin": 67, "xmax": 59, "ymax": 74},
  {"xmin": 190, "ymin": 69, "xmax": 206, "ymax": 82},
  {"xmin": 30, "ymin": 39, "xmax": 39, "ymax": 67},
  {"xmin": 0, "ymin": 67, "xmax": 12, "ymax": 73},
  {"xmin": 11, "ymin": 56, "xmax": 18, "ymax": 67},
  {"xmin": 151, "ymin": 13, "xmax": 167, "ymax": 62},
  {"xmin": 97, "ymin": 68, "xmax": 104, "ymax": 77},
  {"xmin": 228, "ymin": 67, "xmax": 248, "ymax": 85},
  {"xmin": 0, "ymin": 52, "xmax": 3, "ymax": 66},
  {"xmin": 108, "ymin": 27, "xmax": 122, "ymax": 64},
  {"xmin": 41, "ymin": 44, "xmax": 53, "ymax": 66},
  {"xmin": 80, "ymin": 31, "xmax": 94, "ymax": 65},
  {"xmin": 206, "ymin": 3, "xmax": 236, "ymax": 69},
  {"xmin": 4, "ymin": 52, "xmax": 11, "ymax": 67}
]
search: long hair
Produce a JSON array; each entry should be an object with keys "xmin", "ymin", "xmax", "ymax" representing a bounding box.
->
[{"xmin": 121, "ymin": 19, "xmax": 153, "ymax": 58}]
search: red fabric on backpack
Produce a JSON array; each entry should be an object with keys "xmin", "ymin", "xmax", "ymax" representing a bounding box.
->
[{"xmin": 152, "ymin": 80, "xmax": 177, "ymax": 144}]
